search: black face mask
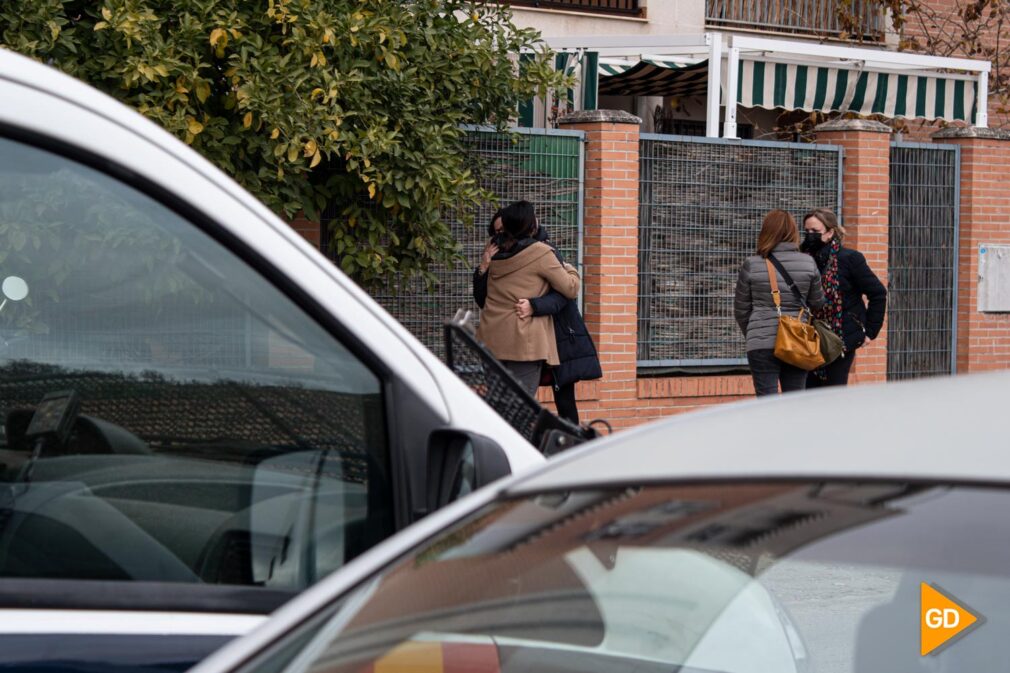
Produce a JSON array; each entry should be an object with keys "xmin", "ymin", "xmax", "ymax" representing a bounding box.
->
[
  {"xmin": 491, "ymin": 232, "xmax": 509, "ymax": 249},
  {"xmin": 801, "ymin": 231, "xmax": 827, "ymax": 252}
]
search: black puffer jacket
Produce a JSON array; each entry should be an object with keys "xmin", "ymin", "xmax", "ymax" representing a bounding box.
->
[
  {"xmin": 473, "ymin": 229, "xmax": 601, "ymax": 388},
  {"xmin": 820, "ymin": 246, "xmax": 887, "ymax": 352},
  {"xmin": 528, "ymin": 287, "xmax": 602, "ymax": 388}
]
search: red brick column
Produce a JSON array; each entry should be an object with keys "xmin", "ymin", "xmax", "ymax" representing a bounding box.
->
[
  {"xmin": 555, "ymin": 110, "xmax": 642, "ymax": 428},
  {"xmin": 814, "ymin": 119, "xmax": 891, "ymax": 384},
  {"xmin": 934, "ymin": 127, "xmax": 1010, "ymax": 372},
  {"xmin": 289, "ymin": 212, "xmax": 322, "ymax": 248}
]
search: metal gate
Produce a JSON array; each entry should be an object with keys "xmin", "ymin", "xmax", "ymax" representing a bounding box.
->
[
  {"xmin": 887, "ymin": 143, "xmax": 959, "ymax": 380},
  {"xmin": 638, "ymin": 134, "xmax": 842, "ymax": 368}
]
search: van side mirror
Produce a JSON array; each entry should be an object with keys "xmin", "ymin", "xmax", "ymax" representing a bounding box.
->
[{"xmin": 426, "ymin": 430, "xmax": 510, "ymax": 514}]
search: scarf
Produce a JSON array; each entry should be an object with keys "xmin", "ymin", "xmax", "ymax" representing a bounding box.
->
[{"xmin": 812, "ymin": 236, "xmax": 843, "ymax": 379}]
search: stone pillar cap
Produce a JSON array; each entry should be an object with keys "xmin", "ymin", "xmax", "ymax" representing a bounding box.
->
[
  {"xmin": 558, "ymin": 109, "xmax": 642, "ymax": 125},
  {"xmin": 815, "ymin": 118, "xmax": 892, "ymax": 133},
  {"xmin": 932, "ymin": 126, "xmax": 1010, "ymax": 140}
]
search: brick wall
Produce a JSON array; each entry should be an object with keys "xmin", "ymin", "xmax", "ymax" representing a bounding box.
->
[
  {"xmin": 545, "ymin": 111, "xmax": 643, "ymax": 430},
  {"xmin": 934, "ymin": 129, "xmax": 1010, "ymax": 371},
  {"xmin": 289, "ymin": 212, "xmax": 321, "ymax": 248},
  {"xmin": 289, "ymin": 116, "xmax": 1010, "ymax": 432},
  {"xmin": 814, "ymin": 120, "xmax": 890, "ymax": 384}
]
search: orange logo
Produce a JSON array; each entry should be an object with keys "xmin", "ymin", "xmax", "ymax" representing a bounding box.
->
[{"xmin": 921, "ymin": 583, "xmax": 983, "ymax": 656}]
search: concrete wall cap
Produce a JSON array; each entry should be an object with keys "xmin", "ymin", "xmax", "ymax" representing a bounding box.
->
[
  {"xmin": 558, "ymin": 109, "xmax": 642, "ymax": 125},
  {"xmin": 932, "ymin": 126, "xmax": 1010, "ymax": 140},
  {"xmin": 815, "ymin": 118, "xmax": 892, "ymax": 133}
]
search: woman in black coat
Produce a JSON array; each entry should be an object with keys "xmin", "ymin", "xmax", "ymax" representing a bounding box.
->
[
  {"xmin": 473, "ymin": 202, "xmax": 601, "ymax": 423},
  {"xmin": 801, "ymin": 208, "xmax": 887, "ymax": 387}
]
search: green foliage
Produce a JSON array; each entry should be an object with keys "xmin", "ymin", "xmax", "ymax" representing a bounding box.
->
[
  {"xmin": 0, "ymin": 0, "xmax": 570, "ymax": 286},
  {"xmin": 0, "ymin": 137, "xmax": 200, "ymax": 335}
]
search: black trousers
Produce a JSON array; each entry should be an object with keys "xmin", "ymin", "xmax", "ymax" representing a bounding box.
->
[
  {"xmin": 747, "ymin": 349, "xmax": 808, "ymax": 396},
  {"xmin": 553, "ymin": 382, "xmax": 579, "ymax": 425},
  {"xmin": 807, "ymin": 350, "xmax": 857, "ymax": 388},
  {"xmin": 502, "ymin": 360, "xmax": 542, "ymax": 398}
]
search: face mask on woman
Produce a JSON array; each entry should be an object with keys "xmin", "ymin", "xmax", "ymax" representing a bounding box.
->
[{"xmin": 801, "ymin": 231, "xmax": 827, "ymax": 252}]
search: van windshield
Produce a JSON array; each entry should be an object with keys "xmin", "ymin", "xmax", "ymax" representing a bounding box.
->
[{"xmin": 0, "ymin": 137, "xmax": 393, "ymax": 609}]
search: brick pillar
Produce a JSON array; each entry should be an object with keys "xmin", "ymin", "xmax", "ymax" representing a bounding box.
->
[
  {"xmin": 814, "ymin": 119, "xmax": 891, "ymax": 384},
  {"xmin": 933, "ymin": 127, "xmax": 1010, "ymax": 373},
  {"xmin": 557, "ymin": 110, "xmax": 641, "ymax": 427},
  {"xmin": 289, "ymin": 212, "xmax": 322, "ymax": 248}
]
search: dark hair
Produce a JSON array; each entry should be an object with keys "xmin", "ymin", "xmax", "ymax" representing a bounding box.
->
[
  {"xmin": 756, "ymin": 209, "xmax": 799, "ymax": 257},
  {"xmin": 486, "ymin": 208, "xmax": 504, "ymax": 237},
  {"xmin": 803, "ymin": 208, "xmax": 845, "ymax": 243},
  {"xmin": 501, "ymin": 200, "xmax": 537, "ymax": 240}
]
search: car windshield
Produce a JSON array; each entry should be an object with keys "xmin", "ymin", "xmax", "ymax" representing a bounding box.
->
[
  {"xmin": 0, "ymin": 137, "xmax": 393, "ymax": 607},
  {"xmin": 256, "ymin": 481, "xmax": 1010, "ymax": 673}
]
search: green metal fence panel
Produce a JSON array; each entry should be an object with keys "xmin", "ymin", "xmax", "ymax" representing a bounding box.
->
[
  {"xmin": 638, "ymin": 134, "xmax": 842, "ymax": 368},
  {"xmin": 887, "ymin": 143, "xmax": 959, "ymax": 381},
  {"xmin": 323, "ymin": 127, "xmax": 585, "ymax": 359}
]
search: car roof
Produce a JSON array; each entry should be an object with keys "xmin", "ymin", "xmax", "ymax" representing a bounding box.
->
[{"xmin": 509, "ymin": 371, "xmax": 1010, "ymax": 494}]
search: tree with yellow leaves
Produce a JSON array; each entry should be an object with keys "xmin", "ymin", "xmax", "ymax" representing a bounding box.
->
[{"xmin": 1, "ymin": 0, "xmax": 567, "ymax": 285}]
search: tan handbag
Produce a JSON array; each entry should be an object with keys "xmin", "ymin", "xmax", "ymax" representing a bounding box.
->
[{"xmin": 765, "ymin": 259, "xmax": 826, "ymax": 371}]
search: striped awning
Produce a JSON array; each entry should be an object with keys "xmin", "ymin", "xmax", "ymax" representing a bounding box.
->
[
  {"xmin": 738, "ymin": 60, "xmax": 977, "ymax": 124},
  {"xmin": 599, "ymin": 59, "xmax": 709, "ymax": 98},
  {"xmin": 599, "ymin": 60, "xmax": 636, "ymax": 77}
]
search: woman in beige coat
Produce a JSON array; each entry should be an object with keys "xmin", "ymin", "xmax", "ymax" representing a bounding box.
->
[{"xmin": 476, "ymin": 201, "xmax": 580, "ymax": 396}]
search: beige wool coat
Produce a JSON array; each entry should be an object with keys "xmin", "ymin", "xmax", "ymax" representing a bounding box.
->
[{"xmin": 476, "ymin": 241, "xmax": 580, "ymax": 365}]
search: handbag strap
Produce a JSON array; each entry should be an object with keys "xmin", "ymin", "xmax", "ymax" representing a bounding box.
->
[
  {"xmin": 765, "ymin": 256, "xmax": 805, "ymax": 321},
  {"xmin": 764, "ymin": 258, "xmax": 783, "ymax": 315},
  {"xmin": 767, "ymin": 254, "xmax": 811, "ymax": 312}
]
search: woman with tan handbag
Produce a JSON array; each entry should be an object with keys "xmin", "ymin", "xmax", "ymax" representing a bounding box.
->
[{"xmin": 734, "ymin": 210, "xmax": 826, "ymax": 396}]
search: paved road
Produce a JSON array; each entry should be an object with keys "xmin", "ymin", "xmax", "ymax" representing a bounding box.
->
[{"xmin": 760, "ymin": 561, "xmax": 902, "ymax": 673}]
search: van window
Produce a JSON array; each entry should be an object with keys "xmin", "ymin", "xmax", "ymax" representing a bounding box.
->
[{"xmin": 0, "ymin": 137, "xmax": 393, "ymax": 596}]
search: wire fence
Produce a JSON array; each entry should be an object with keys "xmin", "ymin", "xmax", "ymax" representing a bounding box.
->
[
  {"xmin": 323, "ymin": 128, "xmax": 584, "ymax": 359},
  {"xmin": 887, "ymin": 143, "xmax": 959, "ymax": 381},
  {"xmin": 638, "ymin": 134, "xmax": 842, "ymax": 368}
]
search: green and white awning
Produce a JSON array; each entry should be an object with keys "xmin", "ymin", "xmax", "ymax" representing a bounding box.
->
[
  {"xmin": 598, "ymin": 59, "xmax": 709, "ymax": 98},
  {"xmin": 738, "ymin": 60, "xmax": 977, "ymax": 124},
  {"xmin": 555, "ymin": 51, "xmax": 600, "ymax": 112},
  {"xmin": 599, "ymin": 60, "xmax": 635, "ymax": 77},
  {"xmin": 525, "ymin": 36, "xmax": 987, "ymax": 131},
  {"xmin": 530, "ymin": 34, "xmax": 990, "ymax": 135}
]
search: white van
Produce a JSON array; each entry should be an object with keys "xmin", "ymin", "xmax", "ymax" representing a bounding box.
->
[{"xmin": 0, "ymin": 48, "xmax": 544, "ymax": 670}]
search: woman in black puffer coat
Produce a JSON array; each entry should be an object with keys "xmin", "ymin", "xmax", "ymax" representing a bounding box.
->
[
  {"xmin": 473, "ymin": 202, "xmax": 601, "ymax": 423},
  {"xmin": 801, "ymin": 208, "xmax": 887, "ymax": 387}
]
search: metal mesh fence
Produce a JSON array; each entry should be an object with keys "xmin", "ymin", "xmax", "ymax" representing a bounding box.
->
[
  {"xmin": 322, "ymin": 128, "xmax": 584, "ymax": 359},
  {"xmin": 887, "ymin": 143, "xmax": 959, "ymax": 381},
  {"xmin": 638, "ymin": 135, "xmax": 842, "ymax": 367}
]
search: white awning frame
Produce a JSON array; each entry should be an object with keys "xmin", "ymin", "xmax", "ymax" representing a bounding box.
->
[
  {"xmin": 536, "ymin": 32, "xmax": 991, "ymax": 138},
  {"xmin": 725, "ymin": 34, "xmax": 991, "ymax": 137}
]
